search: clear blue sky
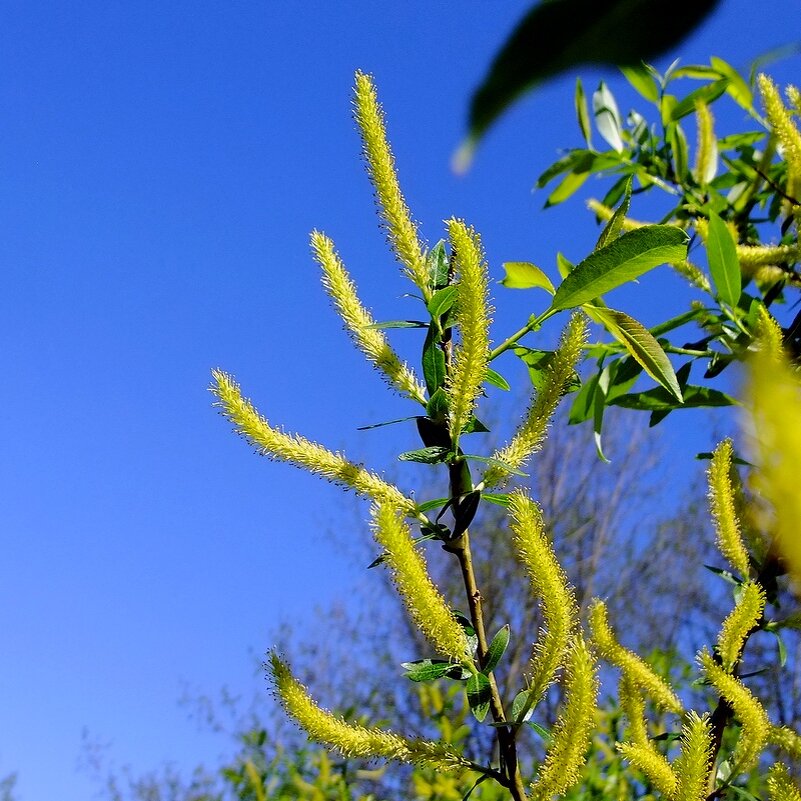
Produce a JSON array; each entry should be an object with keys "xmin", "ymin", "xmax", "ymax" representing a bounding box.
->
[{"xmin": 1, "ymin": 2, "xmax": 798, "ymax": 799}]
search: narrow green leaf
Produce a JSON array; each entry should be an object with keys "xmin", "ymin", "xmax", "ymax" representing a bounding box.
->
[
  {"xmin": 669, "ymin": 78, "xmax": 729, "ymax": 121},
  {"xmin": 401, "ymin": 659, "xmax": 468, "ymax": 682},
  {"xmin": 357, "ymin": 416, "xmax": 420, "ymax": 431},
  {"xmin": 484, "ymin": 624, "xmax": 511, "ymax": 673},
  {"xmin": 462, "ymin": 453, "xmax": 528, "ymax": 477},
  {"xmin": 585, "ymin": 306, "xmax": 682, "ymax": 401},
  {"xmin": 511, "ymin": 689, "xmax": 532, "ymax": 723},
  {"xmin": 667, "ymin": 122, "xmax": 689, "ymax": 182},
  {"xmin": 550, "ymin": 226, "xmax": 689, "ymax": 311},
  {"xmin": 575, "ymin": 76, "xmax": 592, "ymax": 146},
  {"xmin": 545, "ymin": 170, "xmax": 590, "ymax": 207},
  {"xmin": 466, "ymin": 672, "xmax": 492, "ymax": 722},
  {"xmin": 427, "ymin": 285, "xmax": 459, "ymax": 319},
  {"xmin": 556, "ymin": 252, "xmax": 574, "ymax": 278},
  {"xmin": 364, "ymin": 320, "xmax": 428, "ymax": 329},
  {"xmin": 568, "ymin": 372, "xmax": 599, "ymax": 424},
  {"xmin": 595, "ymin": 177, "xmax": 632, "ymax": 251},
  {"xmin": 427, "ymin": 240, "xmax": 450, "ymax": 291},
  {"xmin": 648, "ymin": 308, "xmax": 703, "ymax": 337},
  {"xmin": 422, "ymin": 326, "xmax": 446, "ymax": 394},
  {"xmin": 426, "ymin": 387, "xmax": 449, "ymax": 422},
  {"xmin": 610, "ymin": 384, "xmax": 736, "ymax": 411},
  {"xmin": 710, "ymin": 57, "xmax": 753, "ymax": 110},
  {"xmin": 527, "ymin": 721, "xmax": 553, "ymax": 743},
  {"xmin": 500, "ymin": 261, "xmax": 555, "ymax": 293},
  {"xmin": 620, "ymin": 64, "xmax": 659, "ymax": 102},
  {"xmin": 593, "ymin": 366, "xmax": 611, "ymax": 463},
  {"xmin": 481, "ymin": 492, "xmax": 511, "ymax": 507},
  {"xmin": 514, "ymin": 347, "xmax": 555, "ymax": 391},
  {"xmin": 398, "ymin": 446, "xmax": 450, "ymax": 464},
  {"xmin": 485, "ymin": 367, "xmax": 511, "ymax": 391},
  {"xmin": 706, "ymin": 211, "xmax": 741, "ymax": 307},
  {"xmin": 415, "ymin": 497, "xmax": 449, "ymax": 514},
  {"xmin": 463, "ymin": 774, "xmax": 491, "ymax": 801}
]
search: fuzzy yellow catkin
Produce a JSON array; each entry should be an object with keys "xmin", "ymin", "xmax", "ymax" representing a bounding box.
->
[
  {"xmin": 716, "ymin": 580, "xmax": 765, "ymax": 671},
  {"xmin": 352, "ymin": 71, "xmax": 429, "ymax": 297},
  {"xmin": 673, "ymin": 712, "xmax": 713, "ymax": 801},
  {"xmin": 616, "ymin": 742, "xmax": 678, "ymax": 798},
  {"xmin": 211, "ymin": 370, "xmax": 414, "ymax": 514},
  {"xmin": 445, "ymin": 219, "xmax": 492, "ymax": 444},
  {"xmin": 311, "ymin": 231, "xmax": 426, "ymax": 405},
  {"xmin": 269, "ymin": 653, "xmax": 469, "ymax": 770},
  {"xmin": 708, "ymin": 438, "xmax": 750, "ymax": 578},
  {"xmin": 589, "ymin": 600, "xmax": 683, "ymax": 714},
  {"xmin": 693, "ymin": 101, "xmax": 718, "ymax": 185},
  {"xmin": 698, "ymin": 648, "xmax": 769, "ymax": 772},
  {"xmin": 508, "ymin": 489, "xmax": 577, "ymax": 703},
  {"xmin": 767, "ymin": 763, "xmax": 801, "ymax": 801},
  {"xmin": 531, "ymin": 636, "xmax": 598, "ymax": 801},
  {"xmin": 371, "ymin": 502, "xmax": 471, "ymax": 662},
  {"xmin": 483, "ymin": 312, "xmax": 587, "ymax": 488},
  {"xmin": 769, "ymin": 725, "xmax": 801, "ymax": 759}
]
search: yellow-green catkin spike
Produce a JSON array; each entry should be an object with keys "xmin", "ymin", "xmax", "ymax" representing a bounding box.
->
[
  {"xmin": 769, "ymin": 725, "xmax": 801, "ymax": 759},
  {"xmin": 371, "ymin": 501, "xmax": 471, "ymax": 663},
  {"xmin": 508, "ymin": 490, "xmax": 577, "ymax": 702},
  {"xmin": 788, "ymin": 85, "xmax": 801, "ymax": 113},
  {"xmin": 211, "ymin": 370, "xmax": 413, "ymax": 513},
  {"xmin": 759, "ymin": 74, "xmax": 801, "ymax": 218},
  {"xmin": 716, "ymin": 580, "xmax": 765, "ymax": 671},
  {"xmin": 698, "ymin": 648, "xmax": 770, "ymax": 772},
  {"xmin": 269, "ymin": 653, "xmax": 469, "ymax": 770},
  {"xmin": 311, "ymin": 230, "xmax": 426, "ymax": 405},
  {"xmin": 693, "ymin": 101, "xmax": 718, "ymax": 185},
  {"xmin": 673, "ymin": 712, "xmax": 713, "ymax": 801},
  {"xmin": 531, "ymin": 636, "xmax": 598, "ymax": 801},
  {"xmin": 445, "ymin": 219, "xmax": 492, "ymax": 444},
  {"xmin": 767, "ymin": 763, "xmax": 801, "ymax": 801},
  {"xmin": 483, "ymin": 312, "xmax": 587, "ymax": 488},
  {"xmin": 749, "ymin": 321, "xmax": 801, "ymax": 587},
  {"xmin": 589, "ymin": 600, "xmax": 683, "ymax": 714},
  {"xmin": 708, "ymin": 439, "xmax": 750, "ymax": 578},
  {"xmin": 352, "ymin": 71, "xmax": 430, "ymax": 298}
]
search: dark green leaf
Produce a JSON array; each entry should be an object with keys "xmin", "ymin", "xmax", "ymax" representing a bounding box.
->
[
  {"xmin": 595, "ymin": 177, "xmax": 632, "ymax": 250},
  {"xmin": 415, "ymin": 497, "xmax": 449, "ymax": 514},
  {"xmin": 426, "ymin": 387, "xmax": 449, "ymax": 422},
  {"xmin": 462, "ymin": 416, "xmax": 490, "ymax": 434},
  {"xmin": 575, "ymin": 77, "xmax": 592, "ymax": 146},
  {"xmin": 550, "ymin": 226, "xmax": 689, "ymax": 311},
  {"xmin": 649, "ymin": 308, "xmax": 703, "ymax": 337},
  {"xmin": 357, "ymin": 416, "xmax": 420, "ymax": 431},
  {"xmin": 402, "ymin": 659, "xmax": 459, "ymax": 682},
  {"xmin": 481, "ymin": 492, "xmax": 511, "ymax": 507},
  {"xmin": 706, "ymin": 211, "xmax": 741, "ymax": 307},
  {"xmin": 669, "ymin": 78, "xmax": 729, "ymax": 121},
  {"xmin": 703, "ymin": 565, "xmax": 742, "ymax": 585},
  {"xmin": 364, "ymin": 320, "xmax": 428, "ymax": 329},
  {"xmin": 453, "ymin": 490, "xmax": 482, "ymax": 537},
  {"xmin": 398, "ymin": 446, "xmax": 450, "ymax": 464},
  {"xmin": 568, "ymin": 372, "xmax": 599, "ymax": 424},
  {"xmin": 427, "ymin": 240, "xmax": 450, "ymax": 291},
  {"xmin": 485, "ymin": 367, "xmax": 511, "ymax": 391},
  {"xmin": 463, "ymin": 0, "xmax": 720, "ymax": 156},
  {"xmin": 462, "ymin": 775, "xmax": 491, "ymax": 801},
  {"xmin": 500, "ymin": 261, "xmax": 555, "ymax": 293},
  {"xmin": 422, "ymin": 326, "xmax": 446, "ymax": 394},
  {"xmin": 511, "ymin": 689, "xmax": 532, "ymax": 723},
  {"xmin": 667, "ymin": 122, "xmax": 689, "ymax": 182},
  {"xmin": 427, "ymin": 285, "xmax": 459, "ymax": 319},
  {"xmin": 610, "ymin": 384, "xmax": 736, "ymax": 411},
  {"xmin": 484, "ymin": 625, "xmax": 511, "ymax": 673},
  {"xmin": 466, "ymin": 672, "xmax": 492, "ymax": 722},
  {"xmin": 526, "ymin": 721, "xmax": 553, "ymax": 743}
]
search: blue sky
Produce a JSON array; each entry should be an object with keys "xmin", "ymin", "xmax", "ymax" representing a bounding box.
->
[{"xmin": 1, "ymin": 2, "xmax": 798, "ymax": 799}]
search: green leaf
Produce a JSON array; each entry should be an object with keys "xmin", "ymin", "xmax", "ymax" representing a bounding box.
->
[
  {"xmin": 462, "ymin": 415, "xmax": 490, "ymax": 434},
  {"xmin": 357, "ymin": 416, "xmax": 420, "ymax": 431},
  {"xmin": 481, "ymin": 492, "xmax": 511, "ymax": 507},
  {"xmin": 527, "ymin": 721, "xmax": 553, "ymax": 743},
  {"xmin": 575, "ymin": 77, "xmax": 592, "ymax": 146},
  {"xmin": 401, "ymin": 659, "xmax": 469, "ymax": 682},
  {"xmin": 568, "ymin": 372, "xmax": 599, "ymax": 424},
  {"xmin": 485, "ymin": 367, "xmax": 511, "ymax": 391},
  {"xmin": 667, "ymin": 122, "xmax": 689, "ymax": 182},
  {"xmin": 595, "ymin": 177, "xmax": 632, "ymax": 251},
  {"xmin": 611, "ymin": 384, "xmax": 736, "ymax": 411},
  {"xmin": 462, "ymin": 774, "xmax": 491, "ymax": 801},
  {"xmin": 556, "ymin": 252, "xmax": 574, "ymax": 278},
  {"xmin": 422, "ymin": 326, "xmax": 446, "ymax": 395},
  {"xmin": 463, "ymin": 0, "xmax": 720, "ymax": 156},
  {"xmin": 649, "ymin": 308, "xmax": 703, "ymax": 337},
  {"xmin": 545, "ymin": 170, "xmax": 590, "ymax": 207},
  {"xmin": 427, "ymin": 240, "xmax": 450, "ymax": 291},
  {"xmin": 593, "ymin": 81, "xmax": 623, "ymax": 152},
  {"xmin": 466, "ymin": 672, "xmax": 492, "ymax": 722},
  {"xmin": 511, "ymin": 689, "xmax": 532, "ymax": 723},
  {"xmin": 550, "ymin": 226, "xmax": 689, "ymax": 311},
  {"xmin": 585, "ymin": 306, "xmax": 682, "ymax": 401},
  {"xmin": 706, "ymin": 211, "xmax": 741, "ymax": 307},
  {"xmin": 593, "ymin": 366, "xmax": 611, "ymax": 462},
  {"xmin": 364, "ymin": 320, "xmax": 428, "ymax": 329},
  {"xmin": 484, "ymin": 625, "xmax": 511, "ymax": 673},
  {"xmin": 462, "ymin": 453, "xmax": 527, "ymax": 477},
  {"xmin": 710, "ymin": 57, "xmax": 753, "ymax": 110},
  {"xmin": 398, "ymin": 446, "xmax": 450, "ymax": 464},
  {"xmin": 426, "ymin": 387, "xmax": 449, "ymax": 422},
  {"xmin": 415, "ymin": 497, "xmax": 449, "ymax": 514},
  {"xmin": 500, "ymin": 261, "xmax": 555, "ymax": 293},
  {"xmin": 427, "ymin": 285, "xmax": 459, "ymax": 319},
  {"xmin": 669, "ymin": 78, "xmax": 729, "ymax": 121},
  {"xmin": 514, "ymin": 348, "xmax": 555, "ymax": 391},
  {"xmin": 620, "ymin": 64, "xmax": 659, "ymax": 102}
]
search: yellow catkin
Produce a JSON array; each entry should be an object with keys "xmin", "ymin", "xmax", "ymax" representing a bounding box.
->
[
  {"xmin": 211, "ymin": 370, "xmax": 413, "ymax": 513},
  {"xmin": 531, "ymin": 636, "xmax": 598, "ymax": 801},
  {"xmin": 769, "ymin": 726, "xmax": 801, "ymax": 759},
  {"xmin": 352, "ymin": 71, "xmax": 429, "ymax": 297},
  {"xmin": 371, "ymin": 502, "xmax": 470, "ymax": 662},
  {"xmin": 788, "ymin": 85, "xmax": 801, "ymax": 113},
  {"xmin": 311, "ymin": 230, "xmax": 426, "ymax": 404},
  {"xmin": 508, "ymin": 490, "xmax": 577, "ymax": 703},
  {"xmin": 445, "ymin": 219, "xmax": 492, "ymax": 444},
  {"xmin": 737, "ymin": 243, "xmax": 801, "ymax": 271},
  {"xmin": 767, "ymin": 763, "xmax": 801, "ymax": 801},
  {"xmin": 617, "ymin": 742, "xmax": 678, "ymax": 798},
  {"xmin": 269, "ymin": 654, "xmax": 469, "ymax": 769},
  {"xmin": 671, "ymin": 259, "xmax": 713, "ymax": 292},
  {"xmin": 483, "ymin": 313, "xmax": 587, "ymax": 488},
  {"xmin": 748, "ymin": 328, "xmax": 801, "ymax": 588},
  {"xmin": 708, "ymin": 438, "xmax": 750, "ymax": 578},
  {"xmin": 716, "ymin": 580, "xmax": 765, "ymax": 670},
  {"xmin": 693, "ymin": 101, "xmax": 718, "ymax": 185},
  {"xmin": 699, "ymin": 648, "xmax": 769, "ymax": 772},
  {"xmin": 673, "ymin": 712, "xmax": 713, "ymax": 801},
  {"xmin": 589, "ymin": 600, "xmax": 683, "ymax": 714},
  {"xmin": 759, "ymin": 74, "xmax": 801, "ymax": 216}
]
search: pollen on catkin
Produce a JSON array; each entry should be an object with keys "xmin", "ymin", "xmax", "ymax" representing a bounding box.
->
[
  {"xmin": 699, "ymin": 648, "xmax": 769, "ymax": 773},
  {"xmin": 716, "ymin": 580, "xmax": 765, "ymax": 671},
  {"xmin": 445, "ymin": 219, "xmax": 492, "ymax": 444},
  {"xmin": 708, "ymin": 438, "xmax": 750, "ymax": 578},
  {"xmin": 268, "ymin": 653, "xmax": 469, "ymax": 770},
  {"xmin": 769, "ymin": 725, "xmax": 801, "ymax": 759},
  {"xmin": 531, "ymin": 636, "xmax": 598, "ymax": 801},
  {"xmin": 311, "ymin": 231, "xmax": 426, "ymax": 405},
  {"xmin": 616, "ymin": 742, "xmax": 677, "ymax": 798},
  {"xmin": 767, "ymin": 763, "xmax": 801, "ymax": 801},
  {"xmin": 693, "ymin": 101, "xmax": 718, "ymax": 185},
  {"xmin": 371, "ymin": 501, "xmax": 471, "ymax": 663},
  {"xmin": 673, "ymin": 712, "xmax": 713, "ymax": 801},
  {"xmin": 589, "ymin": 600, "xmax": 683, "ymax": 714},
  {"xmin": 352, "ymin": 71, "xmax": 429, "ymax": 297},
  {"xmin": 211, "ymin": 370, "xmax": 413, "ymax": 513},
  {"xmin": 483, "ymin": 312, "xmax": 587, "ymax": 488},
  {"xmin": 508, "ymin": 490, "xmax": 577, "ymax": 704}
]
